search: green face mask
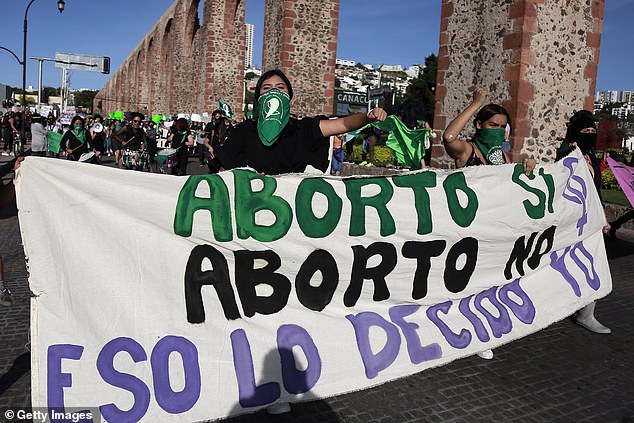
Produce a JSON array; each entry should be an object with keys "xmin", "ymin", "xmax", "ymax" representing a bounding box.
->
[
  {"xmin": 257, "ymin": 89, "xmax": 291, "ymax": 146},
  {"xmin": 473, "ymin": 128, "xmax": 505, "ymax": 165},
  {"xmin": 73, "ymin": 124, "xmax": 86, "ymax": 144}
]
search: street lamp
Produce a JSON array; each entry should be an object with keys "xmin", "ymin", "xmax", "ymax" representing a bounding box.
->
[{"xmin": 20, "ymin": 0, "xmax": 65, "ymax": 152}]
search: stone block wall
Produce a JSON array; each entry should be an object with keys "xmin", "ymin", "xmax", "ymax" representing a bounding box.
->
[
  {"xmin": 94, "ymin": 0, "xmax": 245, "ymax": 118},
  {"xmin": 433, "ymin": 0, "xmax": 604, "ymax": 168},
  {"xmin": 262, "ymin": 0, "xmax": 339, "ymax": 117}
]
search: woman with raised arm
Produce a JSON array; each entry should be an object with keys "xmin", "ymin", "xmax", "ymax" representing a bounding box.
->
[
  {"xmin": 215, "ymin": 69, "xmax": 387, "ymax": 175},
  {"xmin": 443, "ymin": 87, "xmax": 535, "ymax": 173},
  {"xmin": 443, "ymin": 88, "xmax": 536, "ymax": 360}
]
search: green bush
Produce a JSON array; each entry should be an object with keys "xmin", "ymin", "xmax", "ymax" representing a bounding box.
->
[
  {"xmin": 601, "ymin": 169, "xmax": 622, "ymax": 191},
  {"xmin": 351, "ymin": 145, "xmax": 394, "ymax": 165}
]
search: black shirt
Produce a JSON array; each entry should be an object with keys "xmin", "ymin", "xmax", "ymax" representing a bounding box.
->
[
  {"xmin": 118, "ymin": 125, "xmax": 145, "ymax": 150},
  {"xmin": 217, "ymin": 116, "xmax": 329, "ymax": 175},
  {"xmin": 61, "ymin": 129, "xmax": 91, "ymax": 160}
]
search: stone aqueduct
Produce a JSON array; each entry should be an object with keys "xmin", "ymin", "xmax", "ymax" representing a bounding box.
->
[{"xmin": 95, "ymin": 0, "xmax": 605, "ymax": 165}]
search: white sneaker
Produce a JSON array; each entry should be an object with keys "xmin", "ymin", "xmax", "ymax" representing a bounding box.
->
[
  {"xmin": 575, "ymin": 315, "xmax": 611, "ymax": 334},
  {"xmin": 477, "ymin": 349, "xmax": 494, "ymax": 360},
  {"xmin": 266, "ymin": 402, "xmax": 291, "ymax": 415}
]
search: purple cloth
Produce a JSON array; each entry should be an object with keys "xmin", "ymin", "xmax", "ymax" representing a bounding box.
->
[{"xmin": 607, "ymin": 156, "xmax": 634, "ymax": 207}]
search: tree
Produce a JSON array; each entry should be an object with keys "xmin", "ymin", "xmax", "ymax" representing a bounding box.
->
[
  {"xmin": 398, "ymin": 53, "xmax": 438, "ymax": 126},
  {"xmin": 73, "ymin": 90, "xmax": 98, "ymax": 108},
  {"xmin": 42, "ymin": 86, "xmax": 60, "ymax": 103}
]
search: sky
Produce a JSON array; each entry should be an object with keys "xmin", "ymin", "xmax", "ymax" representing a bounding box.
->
[{"xmin": 0, "ymin": 0, "xmax": 632, "ymax": 94}]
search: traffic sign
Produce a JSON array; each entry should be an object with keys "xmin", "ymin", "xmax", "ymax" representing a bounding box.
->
[{"xmin": 55, "ymin": 52, "xmax": 110, "ymax": 74}]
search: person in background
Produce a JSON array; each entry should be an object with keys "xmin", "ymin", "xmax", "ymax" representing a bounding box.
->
[
  {"xmin": 360, "ymin": 126, "xmax": 379, "ymax": 166},
  {"xmin": 331, "ymin": 133, "xmax": 344, "ymax": 175},
  {"xmin": 443, "ymin": 88, "xmax": 536, "ymax": 360},
  {"xmin": 30, "ymin": 114, "xmax": 48, "ymax": 157},
  {"xmin": 191, "ymin": 120, "xmax": 205, "ymax": 167},
  {"xmin": 1, "ymin": 112, "xmax": 17, "ymax": 156},
  {"xmin": 202, "ymin": 110, "xmax": 224, "ymax": 174},
  {"xmin": 0, "ymin": 155, "xmax": 24, "ymax": 307},
  {"xmin": 145, "ymin": 120, "xmax": 158, "ymax": 171},
  {"xmin": 167, "ymin": 117, "xmax": 194, "ymax": 175},
  {"xmin": 62, "ymin": 115, "xmax": 92, "ymax": 161},
  {"xmin": 90, "ymin": 115, "xmax": 106, "ymax": 162},
  {"xmin": 116, "ymin": 112, "xmax": 148, "ymax": 170},
  {"xmin": 110, "ymin": 115, "xmax": 124, "ymax": 166}
]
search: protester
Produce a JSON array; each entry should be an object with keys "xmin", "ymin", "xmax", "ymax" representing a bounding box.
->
[
  {"xmin": 555, "ymin": 110, "xmax": 612, "ymax": 334},
  {"xmin": 191, "ymin": 120, "xmax": 206, "ymax": 167},
  {"xmin": 443, "ymin": 88, "xmax": 535, "ymax": 173},
  {"xmin": 166, "ymin": 117, "xmax": 194, "ymax": 175},
  {"xmin": 0, "ymin": 155, "xmax": 25, "ymax": 307},
  {"xmin": 116, "ymin": 112, "xmax": 148, "ymax": 171},
  {"xmin": 331, "ymin": 133, "xmax": 345, "ymax": 175},
  {"xmin": 360, "ymin": 126, "xmax": 379, "ymax": 166},
  {"xmin": 1, "ymin": 112, "xmax": 17, "ymax": 156},
  {"xmin": 61, "ymin": 115, "xmax": 92, "ymax": 161},
  {"xmin": 610, "ymin": 210, "xmax": 634, "ymax": 238},
  {"xmin": 90, "ymin": 115, "xmax": 106, "ymax": 161},
  {"xmin": 110, "ymin": 113, "xmax": 125, "ymax": 166},
  {"xmin": 443, "ymin": 88, "xmax": 536, "ymax": 359},
  {"xmin": 202, "ymin": 110, "xmax": 224, "ymax": 174},
  {"xmin": 30, "ymin": 114, "xmax": 48, "ymax": 157},
  {"xmin": 216, "ymin": 69, "xmax": 387, "ymax": 175},
  {"xmin": 145, "ymin": 120, "xmax": 159, "ymax": 171}
]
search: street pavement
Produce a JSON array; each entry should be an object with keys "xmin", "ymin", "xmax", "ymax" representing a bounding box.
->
[{"xmin": 0, "ymin": 153, "xmax": 633, "ymax": 422}]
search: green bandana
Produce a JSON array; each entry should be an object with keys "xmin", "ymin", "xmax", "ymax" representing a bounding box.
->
[
  {"xmin": 257, "ymin": 89, "xmax": 291, "ymax": 146},
  {"xmin": 73, "ymin": 125, "xmax": 86, "ymax": 144},
  {"xmin": 473, "ymin": 128, "xmax": 505, "ymax": 165}
]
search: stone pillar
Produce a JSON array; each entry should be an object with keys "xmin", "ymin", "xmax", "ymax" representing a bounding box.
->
[
  {"xmin": 433, "ymin": 0, "xmax": 604, "ymax": 168},
  {"xmin": 262, "ymin": 0, "xmax": 339, "ymax": 116},
  {"xmin": 202, "ymin": 0, "xmax": 246, "ymax": 115}
]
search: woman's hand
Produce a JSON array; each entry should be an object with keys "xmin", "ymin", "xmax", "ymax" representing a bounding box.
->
[
  {"xmin": 13, "ymin": 156, "xmax": 24, "ymax": 171},
  {"xmin": 367, "ymin": 108, "xmax": 387, "ymax": 122},
  {"xmin": 522, "ymin": 157, "xmax": 537, "ymax": 175},
  {"xmin": 473, "ymin": 87, "xmax": 487, "ymax": 106}
]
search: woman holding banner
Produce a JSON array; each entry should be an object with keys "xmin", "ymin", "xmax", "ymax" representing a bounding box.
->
[
  {"xmin": 443, "ymin": 88, "xmax": 536, "ymax": 360},
  {"xmin": 215, "ymin": 69, "xmax": 387, "ymax": 175},
  {"xmin": 555, "ymin": 110, "xmax": 611, "ymax": 335}
]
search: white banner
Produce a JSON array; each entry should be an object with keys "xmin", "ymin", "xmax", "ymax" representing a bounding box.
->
[{"xmin": 16, "ymin": 149, "xmax": 611, "ymax": 422}]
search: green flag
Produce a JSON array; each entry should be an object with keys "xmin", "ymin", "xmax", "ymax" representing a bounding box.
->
[
  {"xmin": 47, "ymin": 130, "xmax": 63, "ymax": 154},
  {"xmin": 371, "ymin": 115, "xmax": 430, "ymax": 170},
  {"xmin": 219, "ymin": 99, "xmax": 232, "ymax": 119},
  {"xmin": 151, "ymin": 114, "xmax": 162, "ymax": 125}
]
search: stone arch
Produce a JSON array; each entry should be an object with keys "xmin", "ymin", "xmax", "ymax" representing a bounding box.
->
[
  {"xmin": 160, "ymin": 18, "xmax": 174, "ymax": 113},
  {"xmin": 124, "ymin": 57, "xmax": 136, "ymax": 111},
  {"xmin": 147, "ymin": 37, "xmax": 156, "ymax": 115},
  {"xmin": 223, "ymin": 0, "xmax": 241, "ymax": 38},
  {"xmin": 184, "ymin": 0, "xmax": 203, "ymax": 58},
  {"xmin": 139, "ymin": 47, "xmax": 148, "ymax": 114}
]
